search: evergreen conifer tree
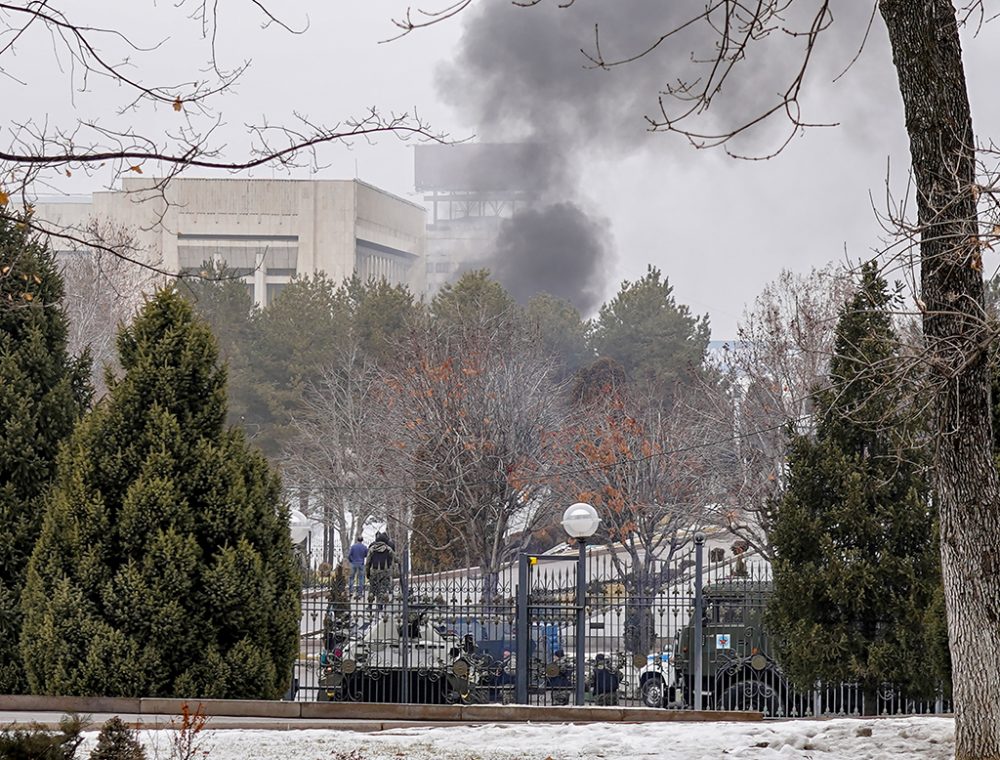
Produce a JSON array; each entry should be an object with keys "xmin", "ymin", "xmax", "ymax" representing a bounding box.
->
[
  {"xmin": 0, "ymin": 215, "xmax": 91, "ymax": 693},
  {"xmin": 767, "ymin": 262, "xmax": 945, "ymax": 711},
  {"xmin": 179, "ymin": 262, "xmax": 262, "ymax": 434},
  {"xmin": 20, "ymin": 289, "xmax": 299, "ymax": 698},
  {"xmin": 89, "ymin": 717, "xmax": 145, "ymax": 760},
  {"xmin": 590, "ymin": 265, "xmax": 710, "ymax": 390}
]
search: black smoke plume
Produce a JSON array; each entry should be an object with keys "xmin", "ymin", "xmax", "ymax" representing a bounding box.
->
[
  {"xmin": 437, "ymin": 1, "xmax": 894, "ymax": 311},
  {"xmin": 490, "ymin": 203, "xmax": 610, "ymax": 314},
  {"xmin": 441, "ymin": 1, "xmax": 894, "ymax": 153}
]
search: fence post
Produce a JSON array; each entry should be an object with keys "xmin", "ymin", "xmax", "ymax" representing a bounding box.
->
[
  {"xmin": 693, "ymin": 532, "xmax": 705, "ymax": 711},
  {"xmin": 516, "ymin": 553, "xmax": 529, "ymax": 704},
  {"xmin": 813, "ymin": 682, "xmax": 822, "ymax": 717},
  {"xmin": 400, "ymin": 548, "xmax": 410, "ymax": 704},
  {"xmin": 575, "ymin": 539, "xmax": 587, "ymax": 707}
]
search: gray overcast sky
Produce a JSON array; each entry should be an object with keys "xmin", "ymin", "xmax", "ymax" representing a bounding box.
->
[{"xmin": 7, "ymin": 1, "xmax": 1000, "ymax": 338}]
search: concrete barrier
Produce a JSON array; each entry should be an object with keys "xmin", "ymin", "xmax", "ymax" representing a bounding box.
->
[
  {"xmin": 139, "ymin": 698, "xmax": 300, "ymax": 719},
  {"xmin": 0, "ymin": 694, "xmax": 763, "ymax": 727},
  {"xmin": 300, "ymin": 701, "xmax": 463, "ymax": 721},
  {"xmin": 0, "ymin": 695, "xmax": 140, "ymax": 715}
]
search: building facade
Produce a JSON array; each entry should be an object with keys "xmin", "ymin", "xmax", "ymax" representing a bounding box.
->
[
  {"xmin": 414, "ymin": 144, "xmax": 543, "ymax": 295},
  {"xmin": 36, "ymin": 177, "xmax": 426, "ymax": 306}
]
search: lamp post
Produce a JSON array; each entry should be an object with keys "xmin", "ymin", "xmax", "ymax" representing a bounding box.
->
[
  {"xmin": 289, "ymin": 509, "xmax": 313, "ymax": 583},
  {"xmin": 562, "ymin": 502, "xmax": 600, "ymax": 706}
]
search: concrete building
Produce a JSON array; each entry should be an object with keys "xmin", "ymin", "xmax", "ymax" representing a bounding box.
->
[
  {"xmin": 35, "ymin": 177, "xmax": 426, "ymax": 306},
  {"xmin": 414, "ymin": 144, "xmax": 543, "ymax": 295},
  {"xmin": 422, "ymin": 215, "xmax": 505, "ymax": 294}
]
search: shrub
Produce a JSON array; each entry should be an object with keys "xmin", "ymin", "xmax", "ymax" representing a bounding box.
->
[
  {"xmin": 89, "ymin": 718, "xmax": 144, "ymax": 760},
  {"xmin": 0, "ymin": 714, "xmax": 85, "ymax": 760}
]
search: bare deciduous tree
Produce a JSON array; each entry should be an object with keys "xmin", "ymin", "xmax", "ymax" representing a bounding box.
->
[
  {"xmin": 284, "ymin": 343, "xmax": 389, "ymax": 567},
  {"xmin": 549, "ymin": 380, "xmax": 715, "ymax": 653},
  {"xmin": 0, "ymin": 1, "xmax": 438, "ymax": 278},
  {"xmin": 713, "ymin": 265, "xmax": 854, "ymax": 559},
  {"xmin": 58, "ymin": 219, "xmax": 160, "ymax": 396},
  {"xmin": 382, "ymin": 309, "xmax": 566, "ymax": 599}
]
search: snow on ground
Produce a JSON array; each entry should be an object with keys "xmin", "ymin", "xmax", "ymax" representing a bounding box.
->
[{"xmin": 79, "ymin": 717, "xmax": 955, "ymax": 760}]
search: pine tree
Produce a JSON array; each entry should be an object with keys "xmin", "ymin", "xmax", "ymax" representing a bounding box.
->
[
  {"xmin": 430, "ymin": 269, "xmax": 516, "ymax": 328},
  {"xmin": 89, "ymin": 717, "xmax": 145, "ymax": 760},
  {"xmin": 590, "ymin": 265, "xmax": 710, "ymax": 390},
  {"xmin": 0, "ymin": 215, "xmax": 91, "ymax": 694},
  {"xmin": 767, "ymin": 262, "xmax": 945, "ymax": 711},
  {"xmin": 179, "ymin": 262, "xmax": 262, "ymax": 435},
  {"xmin": 253, "ymin": 273, "xmax": 348, "ymax": 458},
  {"xmin": 20, "ymin": 289, "xmax": 299, "ymax": 698}
]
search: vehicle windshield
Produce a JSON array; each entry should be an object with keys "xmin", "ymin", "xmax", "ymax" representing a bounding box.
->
[{"xmin": 705, "ymin": 597, "xmax": 747, "ymax": 624}]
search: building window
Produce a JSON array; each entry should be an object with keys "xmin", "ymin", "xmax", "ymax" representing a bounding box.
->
[
  {"xmin": 355, "ymin": 238, "xmax": 416, "ymax": 286},
  {"xmin": 266, "ymin": 282, "xmax": 287, "ymax": 305},
  {"xmin": 177, "ymin": 234, "xmax": 299, "ymax": 279}
]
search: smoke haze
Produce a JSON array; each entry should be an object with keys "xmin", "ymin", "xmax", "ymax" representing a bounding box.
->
[
  {"xmin": 441, "ymin": 0, "xmax": 894, "ymax": 153},
  {"xmin": 491, "ymin": 203, "xmax": 611, "ymax": 313},
  {"xmin": 437, "ymin": 0, "xmax": 898, "ymax": 313}
]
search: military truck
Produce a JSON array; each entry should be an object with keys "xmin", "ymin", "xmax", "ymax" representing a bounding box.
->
[
  {"xmin": 637, "ymin": 581, "xmax": 787, "ymax": 713},
  {"xmin": 317, "ymin": 603, "xmax": 484, "ymax": 704}
]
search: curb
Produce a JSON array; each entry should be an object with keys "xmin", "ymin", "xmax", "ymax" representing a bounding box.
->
[{"xmin": 0, "ymin": 695, "xmax": 763, "ymax": 729}]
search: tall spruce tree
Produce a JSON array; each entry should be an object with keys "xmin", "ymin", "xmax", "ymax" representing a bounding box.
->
[
  {"xmin": 179, "ymin": 262, "xmax": 262, "ymax": 434},
  {"xmin": 767, "ymin": 262, "xmax": 945, "ymax": 711},
  {"xmin": 253, "ymin": 273, "xmax": 348, "ymax": 458},
  {"xmin": 0, "ymin": 216, "xmax": 91, "ymax": 694},
  {"xmin": 590, "ymin": 265, "xmax": 710, "ymax": 391},
  {"xmin": 20, "ymin": 289, "xmax": 299, "ymax": 698}
]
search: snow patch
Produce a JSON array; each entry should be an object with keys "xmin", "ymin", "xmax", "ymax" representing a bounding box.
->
[{"xmin": 77, "ymin": 716, "xmax": 956, "ymax": 760}]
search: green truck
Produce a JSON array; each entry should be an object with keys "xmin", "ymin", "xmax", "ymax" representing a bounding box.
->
[{"xmin": 638, "ymin": 581, "xmax": 787, "ymax": 713}]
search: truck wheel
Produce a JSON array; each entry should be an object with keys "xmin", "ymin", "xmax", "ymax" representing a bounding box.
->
[
  {"xmin": 641, "ymin": 677, "xmax": 665, "ymax": 708},
  {"xmin": 721, "ymin": 681, "xmax": 781, "ymax": 716}
]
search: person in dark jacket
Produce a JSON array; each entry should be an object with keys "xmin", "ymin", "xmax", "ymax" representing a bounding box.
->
[
  {"xmin": 589, "ymin": 653, "xmax": 621, "ymax": 706},
  {"xmin": 365, "ymin": 531, "xmax": 395, "ymax": 607},
  {"xmin": 546, "ymin": 648, "xmax": 572, "ymax": 705},
  {"xmin": 348, "ymin": 536, "xmax": 368, "ymax": 598}
]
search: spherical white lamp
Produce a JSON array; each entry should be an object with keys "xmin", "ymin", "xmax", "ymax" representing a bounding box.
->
[
  {"xmin": 561, "ymin": 502, "xmax": 600, "ymax": 540},
  {"xmin": 563, "ymin": 501, "xmax": 599, "ymax": 706},
  {"xmin": 289, "ymin": 509, "xmax": 312, "ymax": 546}
]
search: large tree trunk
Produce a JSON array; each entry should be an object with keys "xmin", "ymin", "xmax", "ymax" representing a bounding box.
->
[{"xmin": 879, "ymin": 2, "xmax": 1000, "ymax": 757}]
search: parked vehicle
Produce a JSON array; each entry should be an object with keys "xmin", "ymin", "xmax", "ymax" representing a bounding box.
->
[
  {"xmin": 633, "ymin": 645, "xmax": 678, "ymax": 708},
  {"xmin": 438, "ymin": 616, "xmax": 561, "ymax": 700},
  {"xmin": 637, "ymin": 581, "xmax": 785, "ymax": 712},
  {"xmin": 317, "ymin": 603, "xmax": 483, "ymax": 704}
]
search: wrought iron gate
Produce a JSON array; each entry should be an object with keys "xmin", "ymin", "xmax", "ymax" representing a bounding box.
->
[{"xmin": 294, "ymin": 533, "xmax": 950, "ymax": 716}]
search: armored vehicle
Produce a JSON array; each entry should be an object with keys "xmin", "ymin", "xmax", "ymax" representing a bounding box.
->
[
  {"xmin": 317, "ymin": 603, "xmax": 483, "ymax": 704},
  {"xmin": 637, "ymin": 581, "xmax": 786, "ymax": 713},
  {"xmin": 438, "ymin": 616, "xmax": 561, "ymax": 701}
]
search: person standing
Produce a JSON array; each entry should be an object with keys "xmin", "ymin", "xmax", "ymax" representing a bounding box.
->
[
  {"xmin": 366, "ymin": 531, "xmax": 396, "ymax": 608},
  {"xmin": 589, "ymin": 653, "xmax": 622, "ymax": 706},
  {"xmin": 546, "ymin": 648, "xmax": 572, "ymax": 705},
  {"xmin": 348, "ymin": 536, "xmax": 368, "ymax": 599}
]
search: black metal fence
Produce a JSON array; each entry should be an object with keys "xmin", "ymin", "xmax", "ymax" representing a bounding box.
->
[{"xmin": 294, "ymin": 534, "xmax": 950, "ymax": 716}]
